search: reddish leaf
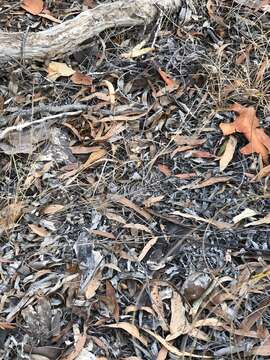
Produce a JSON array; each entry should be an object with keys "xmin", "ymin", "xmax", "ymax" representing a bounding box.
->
[
  {"xmin": 158, "ymin": 164, "xmax": 172, "ymax": 176},
  {"xmin": 70, "ymin": 71, "xmax": 92, "ymax": 86},
  {"xmin": 21, "ymin": 0, "xmax": 43, "ymax": 15},
  {"xmin": 220, "ymin": 103, "xmax": 270, "ymax": 163}
]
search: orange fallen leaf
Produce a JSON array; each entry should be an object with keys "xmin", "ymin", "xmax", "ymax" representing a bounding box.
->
[
  {"xmin": 71, "ymin": 71, "xmax": 92, "ymax": 86},
  {"xmin": 21, "ymin": 0, "xmax": 43, "ymax": 15},
  {"xmin": 220, "ymin": 103, "xmax": 270, "ymax": 163},
  {"xmin": 158, "ymin": 164, "xmax": 172, "ymax": 176},
  {"xmin": 158, "ymin": 68, "xmax": 177, "ymax": 88}
]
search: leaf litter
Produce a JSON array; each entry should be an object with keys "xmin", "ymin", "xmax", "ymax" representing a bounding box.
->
[{"xmin": 1, "ymin": 1, "xmax": 270, "ymax": 359}]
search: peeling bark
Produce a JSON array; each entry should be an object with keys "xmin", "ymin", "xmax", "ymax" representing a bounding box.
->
[{"xmin": 0, "ymin": 0, "xmax": 182, "ymax": 62}]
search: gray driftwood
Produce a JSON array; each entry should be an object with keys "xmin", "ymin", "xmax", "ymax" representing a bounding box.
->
[{"xmin": 0, "ymin": 0, "xmax": 182, "ymax": 62}]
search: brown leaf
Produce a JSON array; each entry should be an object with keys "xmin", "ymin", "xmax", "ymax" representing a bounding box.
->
[
  {"xmin": 173, "ymin": 135, "xmax": 206, "ymax": 146},
  {"xmin": 251, "ymin": 338, "xmax": 270, "ymax": 356},
  {"xmin": 233, "ymin": 208, "xmax": 257, "ymax": 224},
  {"xmin": 170, "ymin": 291, "xmax": 186, "ymax": 334},
  {"xmin": 235, "ymin": 44, "xmax": 253, "ymax": 65},
  {"xmin": 105, "ymin": 323, "xmax": 147, "ymax": 346},
  {"xmin": 192, "ymin": 176, "xmax": 231, "ymax": 189},
  {"xmin": 105, "ymin": 281, "xmax": 120, "ymax": 321},
  {"xmin": 143, "ymin": 195, "xmax": 164, "ymax": 207},
  {"xmin": 70, "ymin": 71, "xmax": 92, "ymax": 86},
  {"xmin": 62, "ymin": 331, "xmax": 86, "ymax": 360},
  {"xmin": 158, "ymin": 68, "xmax": 177, "ymax": 88},
  {"xmin": 255, "ymin": 56, "xmax": 269, "ymax": 83},
  {"xmin": 251, "ymin": 164, "xmax": 270, "ymax": 181},
  {"xmin": 112, "ymin": 196, "xmax": 151, "ymax": 220},
  {"xmin": 21, "ymin": 0, "xmax": 44, "ymax": 15},
  {"xmin": 84, "ymin": 269, "xmax": 102, "ymax": 299},
  {"xmin": 0, "ymin": 202, "xmax": 24, "ymax": 231},
  {"xmin": 70, "ymin": 146, "xmax": 102, "ymax": 154},
  {"xmin": 28, "ymin": 224, "xmax": 49, "ymax": 237},
  {"xmin": 219, "ymin": 135, "xmax": 237, "ymax": 171},
  {"xmin": 220, "ymin": 103, "xmax": 270, "ymax": 163},
  {"xmin": 175, "ymin": 172, "xmax": 197, "ymax": 179},
  {"xmin": 188, "ymin": 150, "xmax": 215, "ymax": 158},
  {"xmin": 47, "ymin": 62, "xmax": 75, "ymax": 81},
  {"xmin": 158, "ymin": 164, "xmax": 172, "ymax": 176},
  {"xmin": 151, "ymin": 285, "xmax": 169, "ymax": 331},
  {"xmin": 123, "ymin": 223, "xmax": 152, "ymax": 233},
  {"xmin": 0, "ymin": 322, "xmax": 16, "ymax": 330},
  {"xmin": 88, "ymin": 229, "xmax": 116, "ymax": 239},
  {"xmin": 42, "ymin": 204, "xmax": 65, "ymax": 215},
  {"xmin": 143, "ymin": 329, "xmax": 211, "ymax": 358},
  {"xmin": 138, "ymin": 237, "xmax": 158, "ymax": 262},
  {"xmin": 94, "ymin": 123, "xmax": 126, "ymax": 141},
  {"xmin": 172, "ymin": 211, "xmax": 231, "ymax": 229}
]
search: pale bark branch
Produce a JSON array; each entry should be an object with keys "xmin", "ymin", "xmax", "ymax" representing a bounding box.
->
[{"xmin": 0, "ymin": 0, "xmax": 182, "ymax": 62}]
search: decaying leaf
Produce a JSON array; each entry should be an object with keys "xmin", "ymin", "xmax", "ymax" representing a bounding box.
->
[
  {"xmin": 70, "ymin": 71, "xmax": 92, "ymax": 86},
  {"xmin": 0, "ymin": 201, "xmax": 24, "ymax": 232},
  {"xmin": 123, "ymin": 223, "xmax": 152, "ymax": 233},
  {"xmin": 233, "ymin": 208, "xmax": 258, "ymax": 224},
  {"xmin": 47, "ymin": 62, "xmax": 75, "ymax": 81},
  {"xmin": 62, "ymin": 328, "xmax": 86, "ymax": 360},
  {"xmin": 94, "ymin": 123, "xmax": 126, "ymax": 141},
  {"xmin": 143, "ymin": 195, "xmax": 164, "ymax": 207},
  {"xmin": 173, "ymin": 135, "xmax": 206, "ymax": 147},
  {"xmin": 21, "ymin": 0, "xmax": 44, "ymax": 15},
  {"xmin": 151, "ymin": 285, "xmax": 169, "ymax": 331},
  {"xmin": 255, "ymin": 56, "xmax": 269, "ymax": 83},
  {"xmin": 220, "ymin": 103, "xmax": 270, "ymax": 163},
  {"xmin": 105, "ymin": 322, "xmax": 148, "ymax": 346},
  {"xmin": 191, "ymin": 176, "xmax": 231, "ymax": 189},
  {"xmin": 245, "ymin": 213, "xmax": 270, "ymax": 227},
  {"xmin": 235, "ymin": 44, "xmax": 253, "ymax": 65},
  {"xmin": 219, "ymin": 135, "xmax": 237, "ymax": 171},
  {"xmin": 84, "ymin": 269, "xmax": 102, "ymax": 300},
  {"xmin": 42, "ymin": 204, "xmax": 65, "ymax": 215},
  {"xmin": 172, "ymin": 211, "xmax": 231, "ymax": 229},
  {"xmin": 112, "ymin": 196, "xmax": 151, "ymax": 220}
]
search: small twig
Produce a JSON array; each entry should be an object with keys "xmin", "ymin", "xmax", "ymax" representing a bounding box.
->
[{"xmin": 0, "ymin": 110, "xmax": 82, "ymax": 140}]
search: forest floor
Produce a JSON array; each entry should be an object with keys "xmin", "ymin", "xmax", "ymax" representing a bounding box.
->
[{"xmin": 0, "ymin": 1, "xmax": 270, "ymax": 359}]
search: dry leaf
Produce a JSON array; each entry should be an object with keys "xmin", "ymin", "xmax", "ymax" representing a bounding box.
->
[
  {"xmin": 62, "ymin": 331, "xmax": 86, "ymax": 360},
  {"xmin": 21, "ymin": 0, "xmax": 43, "ymax": 15},
  {"xmin": 251, "ymin": 164, "xmax": 270, "ymax": 181},
  {"xmin": 138, "ymin": 237, "xmax": 158, "ymax": 261},
  {"xmin": 105, "ymin": 281, "xmax": 119, "ymax": 321},
  {"xmin": 151, "ymin": 285, "xmax": 169, "ymax": 331},
  {"xmin": 158, "ymin": 68, "xmax": 177, "ymax": 88},
  {"xmin": 105, "ymin": 323, "xmax": 147, "ymax": 346},
  {"xmin": 143, "ymin": 195, "xmax": 164, "ymax": 207},
  {"xmin": 188, "ymin": 150, "xmax": 215, "ymax": 158},
  {"xmin": 94, "ymin": 123, "xmax": 125, "ymax": 141},
  {"xmin": 84, "ymin": 269, "xmax": 102, "ymax": 299},
  {"xmin": 233, "ymin": 208, "xmax": 258, "ymax": 224},
  {"xmin": 70, "ymin": 146, "xmax": 102, "ymax": 154},
  {"xmin": 235, "ymin": 44, "xmax": 253, "ymax": 65},
  {"xmin": 251, "ymin": 338, "xmax": 270, "ymax": 356},
  {"xmin": 245, "ymin": 213, "xmax": 270, "ymax": 227},
  {"xmin": 158, "ymin": 164, "xmax": 172, "ymax": 176},
  {"xmin": 28, "ymin": 224, "xmax": 49, "ymax": 237},
  {"xmin": 71, "ymin": 72, "xmax": 92, "ymax": 86},
  {"xmin": 123, "ymin": 223, "xmax": 152, "ymax": 233},
  {"xmin": 255, "ymin": 56, "xmax": 269, "ymax": 83},
  {"xmin": 88, "ymin": 229, "xmax": 116, "ymax": 239},
  {"xmin": 143, "ymin": 329, "xmax": 211, "ymax": 358},
  {"xmin": 170, "ymin": 291, "xmax": 186, "ymax": 334},
  {"xmin": 192, "ymin": 176, "xmax": 231, "ymax": 189},
  {"xmin": 0, "ymin": 322, "xmax": 16, "ymax": 330},
  {"xmin": 101, "ymin": 80, "xmax": 115, "ymax": 106},
  {"xmin": 42, "ymin": 204, "xmax": 65, "ymax": 215},
  {"xmin": 0, "ymin": 202, "xmax": 24, "ymax": 231},
  {"xmin": 175, "ymin": 172, "xmax": 197, "ymax": 179},
  {"xmin": 219, "ymin": 136, "xmax": 237, "ymax": 171},
  {"xmin": 220, "ymin": 103, "xmax": 270, "ymax": 163},
  {"xmin": 173, "ymin": 135, "xmax": 206, "ymax": 147},
  {"xmin": 105, "ymin": 211, "xmax": 126, "ymax": 224},
  {"xmin": 39, "ymin": 11, "xmax": 61, "ymax": 23},
  {"xmin": 121, "ymin": 40, "xmax": 154, "ymax": 59},
  {"xmin": 172, "ymin": 211, "xmax": 231, "ymax": 229},
  {"xmin": 47, "ymin": 62, "xmax": 75, "ymax": 81},
  {"xmin": 112, "ymin": 196, "xmax": 151, "ymax": 220}
]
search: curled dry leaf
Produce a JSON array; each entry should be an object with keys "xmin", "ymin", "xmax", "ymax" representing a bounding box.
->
[
  {"xmin": 158, "ymin": 164, "xmax": 172, "ymax": 176},
  {"xmin": 220, "ymin": 103, "xmax": 270, "ymax": 163},
  {"xmin": 138, "ymin": 237, "xmax": 158, "ymax": 262},
  {"xmin": 47, "ymin": 62, "xmax": 75, "ymax": 81},
  {"xmin": 219, "ymin": 135, "xmax": 237, "ymax": 171},
  {"xmin": 70, "ymin": 71, "xmax": 92, "ymax": 86},
  {"xmin": 21, "ymin": 0, "xmax": 44, "ymax": 15},
  {"xmin": 105, "ymin": 322, "xmax": 148, "ymax": 346}
]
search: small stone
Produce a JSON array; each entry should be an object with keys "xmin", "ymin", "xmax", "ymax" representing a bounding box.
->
[{"xmin": 182, "ymin": 272, "xmax": 211, "ymax": 302}]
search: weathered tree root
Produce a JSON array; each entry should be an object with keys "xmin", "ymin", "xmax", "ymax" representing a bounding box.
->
[{"xmin": 0, "ymin": 0, "xmax": 182, "ymax": 62}]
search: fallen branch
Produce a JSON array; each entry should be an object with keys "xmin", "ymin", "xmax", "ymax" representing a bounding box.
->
[{"xmin": 0, "ymin": 0, "xmax": 182, "ymax": 62}]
